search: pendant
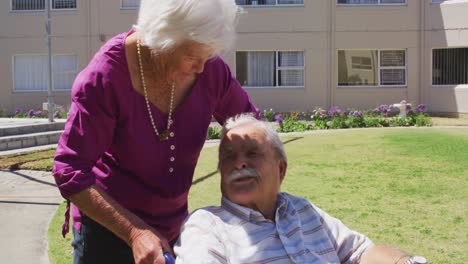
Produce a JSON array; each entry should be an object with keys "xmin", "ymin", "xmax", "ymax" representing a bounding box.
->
[{"xmin": 159, "ymin": 130, "xmax": 170, "ymax": 141}]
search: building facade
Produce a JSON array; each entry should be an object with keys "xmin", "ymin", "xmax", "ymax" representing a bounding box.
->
[{"xmin": 0, "ymin": 0, "xmax": 467, "ymax": 115}]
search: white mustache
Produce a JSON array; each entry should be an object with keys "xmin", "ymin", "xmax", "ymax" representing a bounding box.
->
[{"xmin": 227, "ymin": 167, "xmax": 259, "ymax": 183}]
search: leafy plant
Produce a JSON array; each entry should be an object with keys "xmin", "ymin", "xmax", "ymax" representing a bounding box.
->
[
  {"xmin": 277, "ymin": 116, "xmax": 313, "ymax": 133},
  {"xmin": 207, "ymin": 126, "xmax": 221, "ymax": 140},
  {"xmin": 262, "ymin": 108, "xmax": 276, "ymax": 122}
]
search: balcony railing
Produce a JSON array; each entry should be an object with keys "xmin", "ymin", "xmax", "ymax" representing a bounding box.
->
[{"xmin": 11, "ymin": 0, "xmax": 76, "ymax": 11}]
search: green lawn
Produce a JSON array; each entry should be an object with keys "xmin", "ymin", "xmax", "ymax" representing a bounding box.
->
[{"xmin": 45, "ymin": 128, "xmax": 467, "ymax": 263}]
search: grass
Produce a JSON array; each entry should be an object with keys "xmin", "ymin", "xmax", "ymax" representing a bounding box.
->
[
  {"xmin": 2, "ymin": 128, "xmax": 466, "ymax": 263},
  {"xmin": 0, "ymin": 148, "xmax": 54, "ymax": 170}
]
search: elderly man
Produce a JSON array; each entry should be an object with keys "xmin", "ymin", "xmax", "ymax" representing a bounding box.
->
[{"xmin": 174, "ymin": 114, "xmax": 427, "ymax": 264}]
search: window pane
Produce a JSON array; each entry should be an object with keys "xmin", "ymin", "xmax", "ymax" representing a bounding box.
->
[
  {"xmin": 12, "ymin": 0, "xmax": 45, "ymax": 10},
  {"xmin": 122, "ymin": 0, "xmax": 140, "ymax": 8},
  {"xmin": 277, "ymin": 0, "xmax": 304, "ymax": 4},
  {"xmin": 380, "ymin": 0, "xmax": 405, "ymax": 3},
  {"xmin": 380, "ymin": 50, "xmax": 405, "ymax": 67},
  {"xmin": 278, "ymin": 51, "xmax": 304, "ymax": 67},
  {"xmin": 52, "ymin": 0, "xmax": 76, "ymax": 9},
  {"xmin": 236, "ymin": 51, "xmax": 275, "ymax": 87},
  {"xmin": 433, "ymin": 48, "xmax": 468, "ymax": 85},
  {"xmin": 53, "ymin": 55, "xmax": 78, "ymax": 90},
  {"xmin": 381, "ymin": 69, "xmax": 405, "ymax": 85},
  {"xmin": 14, "ymin": 55, "xmax": 48, "ymax": 91},
  {"xmin": 235, "ymin": 0, "xmax": 276, "ymax": 5},
  {"xmin": 279, "ymin": 70, "xmax": 304, "ymax": 86},
  {"xmin": 338, "ymin": 0, "xmax": 405, "ymax": 4},
  {"xmin": 337, "ymin": 0, "xmax": 378, "ymax": 4},
  {"xmin": 338, "ymin": 50, "xmax": 378, "ymax": 86}
]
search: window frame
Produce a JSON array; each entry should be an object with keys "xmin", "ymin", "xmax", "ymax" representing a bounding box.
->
[
  {"xmin": 10, "ymin": 0, "xmax": 78, "ymax": 12},
  {"xmin": 431, "ymin": 46, "xmax": 468, "ymax": 87},
  {"xmin": 236, "ymin": 50, "xmax": 306, "ymax": 89},
  {"xmin": 337, "ymin": 49, "xmax": 407, "ymax": 88},
  {"xmin": 12, "ymin": 53, "xmax": 79, "ymax": 93},
  {"xmin": 236, "ymin": 0, "xmax": 304, "ymax": 7},
  {"xmin": 120, "ymin": 0, "xmax": 140, "ymax": 10},
  {"xmin": 336, "ymin": 0, "xmax": 407, "ymax": 6}
]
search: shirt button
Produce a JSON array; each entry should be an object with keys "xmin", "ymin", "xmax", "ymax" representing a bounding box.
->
[
  {"xmin": 170, "ymin": 132, "xmax": 175, "ymax": 137},
  {"xmin": 170, "ymin": 145, "xmax": 175, "ymax": 150},
  {"xmin": 170, "ymin": 157, "xmax": 175, "ymax": 162},
  {"xmin": 169, "ymin": 167, "xmax": 174, "ymax": 173}
]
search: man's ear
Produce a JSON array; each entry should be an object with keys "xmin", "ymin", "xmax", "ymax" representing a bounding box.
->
[{"xmin": 279, "ymin": 159, "xmax": 287, "ymax": 183}]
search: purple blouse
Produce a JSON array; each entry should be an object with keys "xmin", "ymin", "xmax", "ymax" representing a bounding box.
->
[{"xmin": 52, "ymin": 31, "xmax": 257, "ymax": 242}]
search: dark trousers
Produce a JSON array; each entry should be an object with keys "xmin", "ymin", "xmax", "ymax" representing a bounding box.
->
[{"xmin": 72, "ymin": 216, "xmax": 135, "ymax": 264}]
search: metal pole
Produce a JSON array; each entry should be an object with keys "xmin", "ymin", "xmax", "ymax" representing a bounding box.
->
[{"xmin": 46, "ymin": 0, "xmax": 54, "ymax": 122}]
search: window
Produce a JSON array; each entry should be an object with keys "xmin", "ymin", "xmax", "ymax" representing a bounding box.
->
[
  {"xmin": 433, "ymin": 48, "xmax": 468, "ymax": 85},
  {"xmin": 121, "ymin": 0, "xmax": 140, "ymax": 9},
  {"xmin": 338, "ymin": 50, "xmax": 406, "ymax": 86},
  {"xmin": 431, "ymin": 0, "xmax": 467, "ymax": 3},
  {"xmin": 235, "ymin": 0, "xmax": 304, "ymax": 6},
  {"xmin": 337, "ymin": 0, "xmax": 406, "ymax": 5},
  {"xmin": 14, "ymin": 55, "xmax": 78, "ymax": 91},
  {"xmin": 11, "ymin": 0, "xmax": 76, "ymax": 11},
  {"xmin": 236, "ymin": 51, "xmax": 304, "ymax": 87}
]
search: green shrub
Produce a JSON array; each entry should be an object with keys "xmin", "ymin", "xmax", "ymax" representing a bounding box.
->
[
  {"xmin": 414, "ymin": 114, "xmax": 432, "ymax": 127},
  {"xmin": 207, "ymin": 126, "xmax": 221, "ymax": 139},
  {"xmin": 363, "ymin": 115, "xmax": 384, "ymax": 127},
  {"xmin": 262, "ymin": 109, "xmax": 276, "ymax": 122},
  {"xmin": 389, "ymin": 117, "xmax": 412, "ymax": 127},
  {"xmin": 278, "ymin": 116, "xmax": 313, "ymax": 133},
  {"xmin": 345, "ymin": 115, "xmax": 364, "ymax": 128},
  {"xmin": 329, "ymin": 115, "xmax": 347, "ymax": 129}
]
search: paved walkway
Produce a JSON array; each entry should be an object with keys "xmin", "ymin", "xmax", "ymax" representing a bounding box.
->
[{"xmin": 0, "ymin": 170, "xmax": 62, "ymax": 264}]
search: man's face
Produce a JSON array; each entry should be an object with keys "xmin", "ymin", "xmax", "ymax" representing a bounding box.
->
[{"xmin": 219, "ymin": 124, "xmax": 286, "ymax": 211}]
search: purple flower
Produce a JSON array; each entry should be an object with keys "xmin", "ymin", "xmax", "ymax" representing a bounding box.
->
[
  {"xmin": 14, "ymin": 108, "xmax": 21, "ymax": 115},
  {"xmin": 406, "ymin": 104, "xmax": 412, "ymax": 111},
  {"xmin": 274, "ymin": 114, "xmax": 283, "ymax": 124},
  {"xmin": 387, "ymin": 106, "xmax": 400, "ymax": 117},
  {"xmin": 350, "ymin": 111, "xmax": 363, "ymax": 118},
  {"xmin": 376, "ymin": 105, "xmax": 389, "ymax": 115},
  {"xmin": 33, "ymin": 110, "xmax": 42, "ymax": 117},
  {"xmin": 327, "ymin": 106, "xmax": 342, "ymax": 117},
  {"xmin": 27, "ymin": 109, "xmax": 35, "ymax": 118},
  {"xmin": 312, "ymin": 108, "xmax": 328, "ymax": 120},
  {"xmin": 416, "ymin": 104, "xmax": 426, "ymax": 113}
]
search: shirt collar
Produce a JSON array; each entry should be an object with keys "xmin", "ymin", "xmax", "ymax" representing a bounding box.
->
[{"xmin": 221, "ymin": 193, "xmax": 289, "ymax": 224}]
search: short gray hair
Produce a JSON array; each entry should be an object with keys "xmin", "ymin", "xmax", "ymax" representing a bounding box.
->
[
  {"xmin": 220, "ymin": 114, "xmax": 287, "ymax": 163},
  {"xmin": 135, "ymin": 0, "xmax": 242, "ymax": 53}
]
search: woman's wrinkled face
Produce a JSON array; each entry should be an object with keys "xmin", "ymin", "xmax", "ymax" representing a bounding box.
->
[{"xmin": 173, "ymin": 41, "xmax": 216, "ymax": 78}]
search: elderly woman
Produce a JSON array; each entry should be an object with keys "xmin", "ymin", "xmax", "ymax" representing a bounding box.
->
[{"xmin": 52, "ymin": 0, "xmax": 257, "ymax": 263}]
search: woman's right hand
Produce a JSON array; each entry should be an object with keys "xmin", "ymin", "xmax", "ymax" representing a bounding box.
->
[{"xmin": 129, "ymin": 228, "xmax": 174, "ymax": 264}]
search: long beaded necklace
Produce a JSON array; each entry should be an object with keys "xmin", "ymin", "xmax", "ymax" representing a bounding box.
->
[{"xmin": 136, "ymin": 39, "xmax": 175, "ymax": 141}]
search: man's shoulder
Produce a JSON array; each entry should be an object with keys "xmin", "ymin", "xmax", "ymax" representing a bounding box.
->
[{"xmin": 184, "ymin": 206, "xmax": 226, "ymax": 224}]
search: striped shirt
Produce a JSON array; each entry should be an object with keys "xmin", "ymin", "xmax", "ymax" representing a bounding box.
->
[{"xmin": 174, "ymin": 192, "xmax": 373, "ymax": 263}]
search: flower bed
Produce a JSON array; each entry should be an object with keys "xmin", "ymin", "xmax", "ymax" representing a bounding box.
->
[
  {"xmin": 0, "ymin": 106, "xmax": 68, "ymax": 119},
  {"xmin": 266, "ymin": 103, "xmax": 432, "ymax": 133}
]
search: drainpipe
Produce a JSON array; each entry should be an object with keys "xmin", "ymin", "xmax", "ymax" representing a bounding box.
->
[
  {"xmin": 328, "ymin": 0, "xmax": 336, "ymax": 109},
  {"xmin": 419, "ymin": 0, "xmax": 426, "ymax": 105},
  {"xmin": 45, "ymin": 0, "xmax": 54, "ymax": 122}
]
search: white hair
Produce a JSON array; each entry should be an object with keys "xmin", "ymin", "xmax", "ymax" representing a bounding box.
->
[
  {"xmin": 220, "ymin": 114, "xmax": 287, "ymax": 163},
  {"xmin": 134, "ymin": 0, "xmax": 242, "ymax": 53}
]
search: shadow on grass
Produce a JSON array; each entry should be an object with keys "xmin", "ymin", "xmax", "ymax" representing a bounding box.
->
[{"xmin": 0, "ymin": 200, "xmax": 60, "ymax": 206}]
